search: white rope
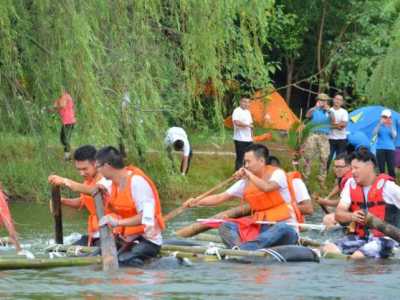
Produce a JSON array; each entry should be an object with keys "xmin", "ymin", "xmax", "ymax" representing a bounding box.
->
[
  {"xmin": 259, "ymin": 248, "xmax": 286, "ymax": 262},
  {"xmin": 17, "ymin": 249, "xmax": 35, "ymax": 260},
  {"xmin": 204, "ymin": 243, "xmax": 222, "ymax": 260}
]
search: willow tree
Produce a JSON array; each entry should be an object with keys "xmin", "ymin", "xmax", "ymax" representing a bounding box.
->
[{"xmin": 0, "ymin": 0, "xmax": 277, "ymax": 199}]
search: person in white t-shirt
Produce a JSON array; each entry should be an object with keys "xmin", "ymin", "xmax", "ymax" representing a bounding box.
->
[
  {"xmin": 327, "ymin": 94, "xmax": 349, "ymax": 170},
  {"xmin": 322, "ymin": 149, "xmax": 400, "ymax": 259},
  {"xmin": 184, "ymin": 144, "xmax": 298, "ymax": 250},
  {"xmin": 164, "ymin": 127, "xmax": 192, "ymax": 175},
  {"xmin": 232, "ymin": 97, "xmax": 253, "ymax": 170},
  {"xmin": 268, "ymin": 156, "xmax": 313, "ymax": 217}
]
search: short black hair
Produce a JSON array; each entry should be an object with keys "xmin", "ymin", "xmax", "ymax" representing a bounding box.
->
[
  {"xmin": 245, "ymin": 144, "xmax": 269, "ymax": 164},
  {"xmin": 95, "ymin": 146, "xmax": 125, "ymax": 169},
  {"xmin": 73, "ymin": 145, "xmax": 97, "ymax": 162},
  {"xmin": 267, "ymin": 155, "xmax": 280, "ymax": 166},
  {"xmin": 173, "ymin": 140, "xmax": 184, "ymax": 151},
  {"xmin": 335, "ymin": 153, "xmax": 350, "ymax": 165},
  {"xmin": 350, "ymin": 148, "xmax": 377, "ymax": 166}
]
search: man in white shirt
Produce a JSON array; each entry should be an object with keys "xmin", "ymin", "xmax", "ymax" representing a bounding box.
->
[
  {"xmin": 327, "ymin": 94, "xmax": 349, "ymax": 170},
  {"xmin": 232, "ymin": 97, "xmax": 253, "ymax": 170},
  {"xmin": 184, "ymin": 144, "xmax": 298, "ymax": 250},
  {"xmin": 322, "ymin": 149, "xmax": 400, "ymax": 259},
  {"xmin": 164, "ymin": 127, "xmax": 192, "ymax": 175},
  {"xmin": 268, "ymin": 156, "xmax": 313, "ymax": 217}
]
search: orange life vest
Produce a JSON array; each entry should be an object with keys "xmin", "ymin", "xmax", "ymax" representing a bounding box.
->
[
  {"xmin": 79, "ymin": 176, "xmax": 103, "ymax": 245},
  {"xmin": 243, "ymin": 165, "xmax": 291, "ymax": 222},
  {"xmin": 106, "ymin": 166, "xmax": 165, "ymax": 238},
  {"xmin": 286, "ymin": 171, "xmax": 305, "ymax": 224}
]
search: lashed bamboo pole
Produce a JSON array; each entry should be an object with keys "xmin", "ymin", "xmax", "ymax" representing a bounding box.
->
[
  {"xmin": 176, "ymin": 204, "xmax": 251, "ymax": 237},
  {"xmin": 365, "ymin": 213, "xmax": 400, "ymax": 242},
  {"xmin": 0, "ymin": 256, "xmax": 101, "ymax": 270}
]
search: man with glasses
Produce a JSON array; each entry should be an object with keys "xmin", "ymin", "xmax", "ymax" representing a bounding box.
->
[
  {"xmin": 50, "ymin": 146, "xmax": 165, "ymax": 267},
  {"xmin": 317, "ymin": 153, "xmax": 352, "ymax": 228},
  {"xmin": 48, "ymin": 145, "xmax": 111, "ymax": 246}
]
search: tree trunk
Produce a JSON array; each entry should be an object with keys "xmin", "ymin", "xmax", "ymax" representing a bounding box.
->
[
  {"xmin": 317, "ymin": 0, "xmax": 328, "ymax": 91},
  {"xmin": 285, "ymin": 57, "xmax": 295, "ymax": 105}
]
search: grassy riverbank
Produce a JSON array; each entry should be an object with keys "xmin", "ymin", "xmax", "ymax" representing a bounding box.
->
[{"xmin": 0, "ymin": 128, "xmax": 333, "ymax": 206}]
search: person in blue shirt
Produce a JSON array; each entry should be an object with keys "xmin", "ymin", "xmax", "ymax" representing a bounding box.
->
[
  {"xmin": 373, "ymin": 109, "xmax": 397, "ymax": 178},
  {"xmin": 303, "ymin": 93, "xmax": 332, "ymax": 183}
]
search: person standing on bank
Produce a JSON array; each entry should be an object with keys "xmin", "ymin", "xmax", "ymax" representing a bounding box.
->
[
  {"xmin": 373, "ymin": 109, "xmax": 397, "ymax": 178},
  {"xmin": 232, "ymin": 97, "xmax": 253, "ymax": 170},
  {"xmin": 303, "ymin": 93, "xmax": 332, "ymax": 183},
  {"xmin": 164, "ymin": 127, "xmax": 192, "ymax": 175},
  {"xmin": 327, "ymin": 94, "xmax": 349, "ymax": 170},
  {"xmin": 53, "ymin": 89, "xmax": 76, "ymax": 161}
]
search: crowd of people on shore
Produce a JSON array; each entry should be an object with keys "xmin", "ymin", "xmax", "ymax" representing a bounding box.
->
[{"xmin": 2, "ymin": 90, "xmax": 400, "ymax": 266}]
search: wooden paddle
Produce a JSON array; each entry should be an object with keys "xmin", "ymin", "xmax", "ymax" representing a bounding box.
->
[
  {"xmin": 51, "ymin": 186, "xmax": 63, "ymax": 244},
  {"xmin": 163, "ymin": 176, "xmax": 236, "ymax": 223},
  {"xmin": 312, "ymin": 192, "xmax": 330, "ymax": 214},
  {"xmin": 92, "ymin": 188, "xmax": 119, "ymax": 271},
  {"xmin": 365, "ymin": 213, "xmax": 400, "ymax": 242}
]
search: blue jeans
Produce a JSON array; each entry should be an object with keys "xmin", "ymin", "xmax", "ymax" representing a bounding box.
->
[{"xmin": 218, "ymin": 221, "xmax": 298, "ymax": 251}]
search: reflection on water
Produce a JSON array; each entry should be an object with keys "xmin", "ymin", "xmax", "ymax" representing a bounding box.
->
[{"xmin": 0, "ymin": 202, "xmax": 399, "ymax": 299}]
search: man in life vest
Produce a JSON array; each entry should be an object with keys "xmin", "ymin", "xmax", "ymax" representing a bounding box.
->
[
  {"xmin": 322, "ymin": 148, "xmax": 400, "ymax": 259},
  {"xmin": 49, "ymin": 146, "xmax": 164, "ymax": 266},
  {"xmin": 268, "ymin": 156, "xmax": 313, "ymax": 221},
  {"xmin": 52, "ymin": 88, "xmax": 76, "ymax": 161},
  {"xmin": 95, "ymin": 146, "xmax": 165, "ymax": 267},
  {"xmin": 317, "ymin": 153, "xmax": 352, "ymax": 228},
  {"xmin": 184, "ymin": 144, "xmax": 298, "ymax": 250},
  {"xmin": 48, "ymin": 145, "xmax": 110, "ymax": 246}
]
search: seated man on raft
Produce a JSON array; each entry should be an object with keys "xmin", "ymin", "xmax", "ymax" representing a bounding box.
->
[
  {"xmin": 48, "ymin": 145, "xmax": 111, "ymax": 246},
  {"xmin": 268, "ymin": 155, "xmax": 314, "ymax": 221},
  {"xmin": 184, "ymin": 144, "xmax": 299, "ymax": 250},
  {"xmin": 317, "ymin": 153, "xmax": 352, "ymax": 229},
  {"xmin": 49, "ymin": 146, "xmax": 165, "ymax": 267},
  {"xmin": 322, "ymin": 148, "xmax": 400, "ymax": 259}
]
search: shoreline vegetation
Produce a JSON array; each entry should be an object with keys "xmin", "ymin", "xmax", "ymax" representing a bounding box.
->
[{"xmin": 0, "ymin": 128, "xmax": 333, "ymax": 209}]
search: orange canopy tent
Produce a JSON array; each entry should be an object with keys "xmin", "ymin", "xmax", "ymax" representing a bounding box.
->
[{"xmin": 224, "ymin": 91, "xmax": 299, "ymax": 131}]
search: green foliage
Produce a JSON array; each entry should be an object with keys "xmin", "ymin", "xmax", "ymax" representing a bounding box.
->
[
  {"xmin": 287, "ymin": 121, "xmax": 319, "ymax": 153},
  {"xmin": 0, "ymin": 0, "xmax": 281, "ymax": 200},
  {"xmin": 357, "ymin": 14, "xmax": 400, "ymax": 109}
]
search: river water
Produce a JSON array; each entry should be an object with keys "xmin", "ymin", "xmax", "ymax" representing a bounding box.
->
[{"xmin": 1, "ymin": 202, "xmax": 399, "ymax": 299}]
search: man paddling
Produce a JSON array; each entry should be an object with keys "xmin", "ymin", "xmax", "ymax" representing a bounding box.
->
[
  {"xmin": 184, "ymin": 144, "xmax": 298, "ymax": 250},
  {"xmin": 323, "ymin": 148, "xmax": 400, "ymax": 259},
  {"xmin": 317, "ymin": 153, "xmax": 352, "ymax": 228},
  {"xmin": 48, "ymin": 145, "xmax": 110, "ymax": 246},
  {"xmin": 50, "ymin": 146, "xmax": 165, "ymax": 267}
]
